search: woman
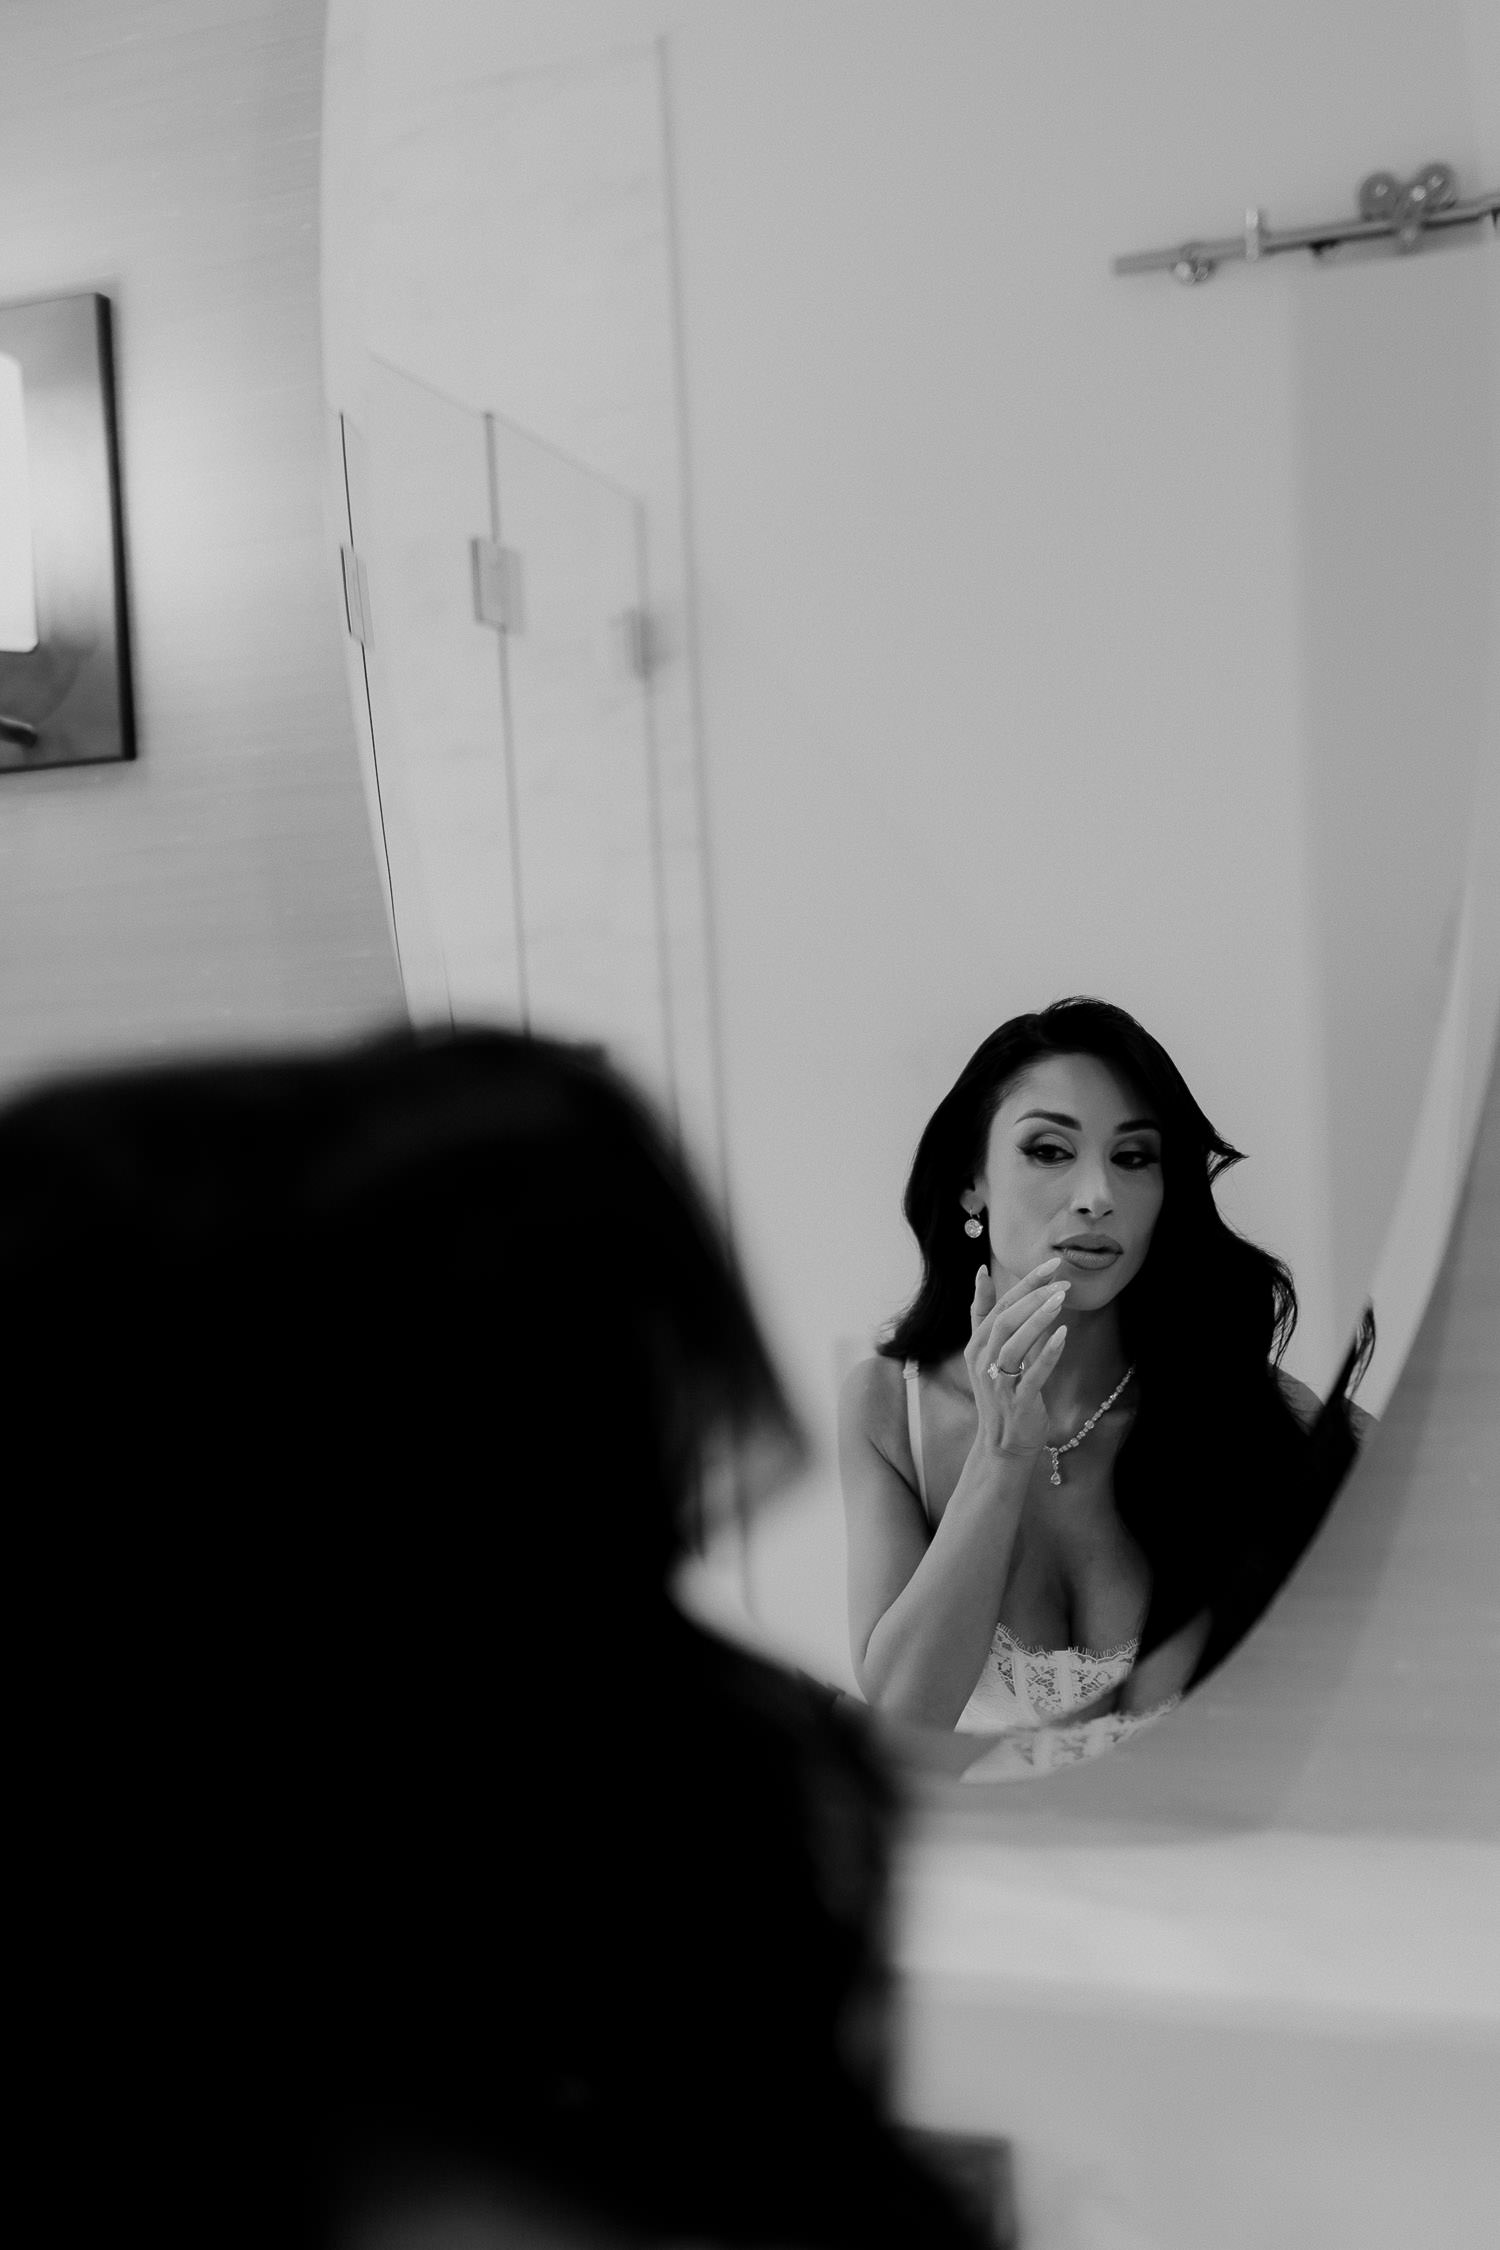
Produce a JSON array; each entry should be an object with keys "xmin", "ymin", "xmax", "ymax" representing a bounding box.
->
[
  {"xmin": 7, "ymin": 1028, "xmax": 991, "ymax": 2250},
  {"xmin": 841, "ymin": 996, "xmax": 1370, "ymax": 1744}
]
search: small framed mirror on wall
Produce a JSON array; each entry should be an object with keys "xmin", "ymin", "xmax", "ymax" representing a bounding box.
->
[{"xmin": 0, "ymin": 292, "xmax": 134, "ymax": 774}]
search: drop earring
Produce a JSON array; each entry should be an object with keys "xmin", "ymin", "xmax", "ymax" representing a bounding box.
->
[{"xmin": 964, "ymin": 1213, "xmax": 984, "ymax": 1239}]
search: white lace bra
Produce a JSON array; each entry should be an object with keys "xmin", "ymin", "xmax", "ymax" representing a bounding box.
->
[{"xmin": 901, "ymin": 1358, "xmax": 1143, "ymax": 1739}]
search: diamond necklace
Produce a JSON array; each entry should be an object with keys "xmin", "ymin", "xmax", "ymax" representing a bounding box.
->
[{"xmin": 1045, "ymin": 1365, "xmax": 1135, "ymax": 1487}]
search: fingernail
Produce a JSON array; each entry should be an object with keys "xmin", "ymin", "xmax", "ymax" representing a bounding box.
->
[
  {"xmin": 1053, "ymin": 1324, "xmax": 1068, "ymax": 1345},
  {"xmin": 1038, "ymin": 1256, "xmax": 1062, "ymax": 1273}
]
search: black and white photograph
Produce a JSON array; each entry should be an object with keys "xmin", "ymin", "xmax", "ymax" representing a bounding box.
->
[{"xmin": 4, "ymin": 6, "xmax": 1497, "ymax": 2247}]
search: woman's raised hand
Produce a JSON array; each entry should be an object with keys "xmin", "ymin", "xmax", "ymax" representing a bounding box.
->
[{"xmin": 963, "ymin": 1259, "xmax": 1070, "ymax": 1461}]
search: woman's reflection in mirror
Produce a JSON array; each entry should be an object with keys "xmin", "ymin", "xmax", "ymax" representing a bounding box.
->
[
  {"xmin": 841, "ymin": 997, "xmax": 1373, "ymax": 1757},
  {"xmin": 7, "ymin": 1029, "xmax": 995, "ymax": 2250}
]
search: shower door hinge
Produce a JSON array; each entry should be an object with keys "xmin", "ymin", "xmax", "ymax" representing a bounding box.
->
[{"xmin": 471, "ymin": 538, "xmax": 525, "ymax": 633}]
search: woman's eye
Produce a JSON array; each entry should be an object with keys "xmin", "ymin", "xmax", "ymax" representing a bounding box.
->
[
  {"xmin": 1023, "ymin": 1142, "xmax": 1071, "ymax": 1165},
  {"xmin": 1114, "ymin": 1148, "xmax": 1160, "ymax": 1170}
]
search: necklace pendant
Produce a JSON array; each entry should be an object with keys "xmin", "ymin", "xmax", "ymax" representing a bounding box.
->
[{"xmin": 1048, "ymin": 1451, "xmax": 1062, "ymax": 1487}]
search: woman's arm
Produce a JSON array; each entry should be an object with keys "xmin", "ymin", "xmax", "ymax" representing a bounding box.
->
[
  {"xmin": 840, "ymin": 1361, "xmax": 1034, "ymax": 1727},
  {"xmin": 840, "ymin": 1263, "xmax": 1070, "ymax": 1730},
  {"xmin": 1114, "ymin": 1609, "xmax": 1211, "ymax": 1713}
]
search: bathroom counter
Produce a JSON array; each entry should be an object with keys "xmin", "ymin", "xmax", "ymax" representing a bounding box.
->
[{"xmin": 890, "ymin": 1806, "xmax": 1500, "ymax": 2248}]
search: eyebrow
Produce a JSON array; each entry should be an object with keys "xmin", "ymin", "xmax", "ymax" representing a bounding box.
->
[{"xmin": 1016, "ymin": 1110, "xmax": 1160, "ymax": 1133}]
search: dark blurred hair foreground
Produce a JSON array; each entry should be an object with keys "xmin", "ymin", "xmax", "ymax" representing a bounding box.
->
[{"xmin": 6, "ymin": 1027, "xmax": 989, "ymax": 2250}]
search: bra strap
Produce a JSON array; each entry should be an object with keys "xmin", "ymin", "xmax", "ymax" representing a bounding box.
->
[{"xmin": 902, "ymin": 1359, "xmax": 930, "ymax": 1519}]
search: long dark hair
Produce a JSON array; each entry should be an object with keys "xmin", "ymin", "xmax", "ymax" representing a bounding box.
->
[
  {"xmin": 6, "ymin": 1028, "xmax": 989, "ymax": 2250},
  {"xmin": 881, "ymin": 997, "xmax": 1361, "ymax": 1676}
]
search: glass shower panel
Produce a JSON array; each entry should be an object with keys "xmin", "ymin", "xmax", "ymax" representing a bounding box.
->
[
  {"xmin": 359, "ymin": 361, "xmax": 525, "ymax": 1027},
  {"xmin": 338, "ymin": 409, "xmax": 449, "ymax": 1020},
  {"xmin": 343, "ymin": 360, "xmax": 673, "ymax": 1117},
  {"xmin": 488, "ymin": 414, "xmax": 673, "ymax": 1114}
]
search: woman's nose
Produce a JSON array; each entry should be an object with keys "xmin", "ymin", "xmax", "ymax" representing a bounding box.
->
[{"xmin": 1072, "ymin": 1168, "xmax": 1113, "ymax": 1217}]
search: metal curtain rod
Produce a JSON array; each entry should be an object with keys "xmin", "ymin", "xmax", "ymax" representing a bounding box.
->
[{"xmin": 1114, "ymin": 163, "xmax": 1500, "ymax": 285}]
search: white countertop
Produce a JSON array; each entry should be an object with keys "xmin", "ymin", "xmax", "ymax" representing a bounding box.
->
[{"xmin": 894, "ymin": 1827, "xmax": 1500, "ymax": 2038}]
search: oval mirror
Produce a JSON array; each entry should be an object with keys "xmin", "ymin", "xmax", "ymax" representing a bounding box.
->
[{"xmin": 321, "ymin": 0, "xmax": 1500, "ymax": 1775}]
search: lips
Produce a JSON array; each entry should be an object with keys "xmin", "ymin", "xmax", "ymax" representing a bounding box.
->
[{"xmin": 1055, "ymin": 1234, "xmax": 1123, "ymax": 1270}]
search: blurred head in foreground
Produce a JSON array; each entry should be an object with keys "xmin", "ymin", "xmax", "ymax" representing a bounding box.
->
[{"xmin": 7, "ymin": 1028, "xmax": 987, "ymax": 2250}]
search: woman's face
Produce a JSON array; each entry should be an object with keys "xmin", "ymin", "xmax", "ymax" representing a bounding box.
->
[{"xmin": 964, "ymin": 1052, "xmax": 1165, "ymax": 1313}]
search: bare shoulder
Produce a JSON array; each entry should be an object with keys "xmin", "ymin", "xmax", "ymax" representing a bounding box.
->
[
  {"xmin": 1276, "ymin": 1368, "xmax": 1379, "ymax": 1439},
  {"xmin": 1276, "ymin": 1369, "xmax": 1323, "ymax": 1431},
  {"xmin": 839, "ymin": 1352, "xmax": 908, "ymax": 1448}
]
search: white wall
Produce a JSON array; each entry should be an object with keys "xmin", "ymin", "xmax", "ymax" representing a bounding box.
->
[
  {"xmin": 327, "ymin": 0, "xmax": 1499, "ymax": 1685},
  {"xmin": 0, "ymin": 0, "xmax": 400, "ymax": 1096},
  {"xmin": 1295, "ymin": 247, "xmax": 1500, "ymax": 1364}
]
